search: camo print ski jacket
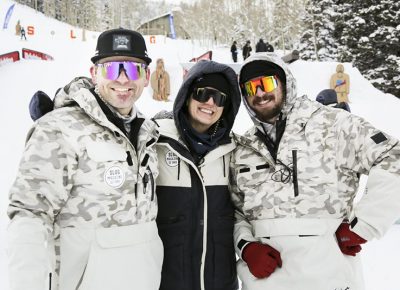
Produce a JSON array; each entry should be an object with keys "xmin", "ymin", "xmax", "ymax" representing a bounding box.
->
[
  {"xmin": 7, "ymin": 78, "xmax": 159, "ymax": 290},
  {"xmin": 229, "ymin": 53, "xmax": 400, "ymax": 256}
]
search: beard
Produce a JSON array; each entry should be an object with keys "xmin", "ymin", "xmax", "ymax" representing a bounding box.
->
[
  {"xmin": 252, "ymin": 93, "xmax": 285, "ymax": 123},
  {"xmin": 255, "ymin": 102, "xmax": 283, "ymax": 123}
]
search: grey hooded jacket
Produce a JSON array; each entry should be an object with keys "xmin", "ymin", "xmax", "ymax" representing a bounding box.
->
[{"xmin": 229, "ymin": 52, "xmax": 400, "ymax": 290}]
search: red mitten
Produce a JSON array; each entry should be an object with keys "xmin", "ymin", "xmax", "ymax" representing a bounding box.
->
[
  {"xmin": 242, "ymin": 242, "xmax": 282, "ymax": 278},
  {"xmin": 335, "ymin": 223, "xmax": 367, "ymax": 256}
]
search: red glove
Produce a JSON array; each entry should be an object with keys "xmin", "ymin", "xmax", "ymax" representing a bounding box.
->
[
  {"xmin": 335, "ymin": 223, "xmax": 367, "ymax": 256},
  {"xmin": 242, "ymin": 242, "xmax": 282, "ymax": 279}
]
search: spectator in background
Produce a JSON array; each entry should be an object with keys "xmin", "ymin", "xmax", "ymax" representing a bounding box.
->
[
  {"xmin": 266, "ymin": 41, "xmax": 274, "ymax": 52},
  {"xmin": 242, "ymin": 40, "xmax": 252, "ymax": 60},
  {"xmin": 20, "ymin": 26, "xmax": 27, "ymax": 40},
  {"xmin": 316, "ymin": 89, "xmax": 351, "ymax": 112},
  {"xmin": 255, "ymin": 38, "xmax": 267, "ymax": 52},
  {"xmin": 231, "ymin": 41, "xmax": 238, "ymax": 63}
]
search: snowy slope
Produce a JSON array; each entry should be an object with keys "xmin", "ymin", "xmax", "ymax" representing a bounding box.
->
[{"xmin": 1, "ymin": 1, "xmax": 400, "ymax": 289}]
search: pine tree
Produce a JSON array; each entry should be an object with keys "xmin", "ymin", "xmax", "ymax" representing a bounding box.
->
[
  {"xmin": 338, "ymin": 0, "xmax": 400, "ymax": 97},
  {"xmin": 298, "ymin": 0, "xmax": 338, "ymax": 61},
  {"xmin": 272, "ymin": 0, "xmax": 306, "ymax": 53}
]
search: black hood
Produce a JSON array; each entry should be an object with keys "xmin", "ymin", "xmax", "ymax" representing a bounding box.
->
[{"xmin": 173, "ymin": 60, "xmax": 241, "ymax": 139}]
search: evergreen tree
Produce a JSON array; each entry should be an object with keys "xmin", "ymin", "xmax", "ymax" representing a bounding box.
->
[
  {"xmin": 338, "ymin": 0, "xmax": 400, "ymax": 97},
  {"xmin": 298, "ymin": 0, "xmax": 338, "ymax": 61},
  {"xmin": 272, "ymin": 0, "xmax": 306, "ymax": 53}
]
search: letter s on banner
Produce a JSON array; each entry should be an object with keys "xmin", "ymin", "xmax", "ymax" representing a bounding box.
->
[{"xmin": 27, "ymin": 26, "xmax": 34, "ymax": 35}]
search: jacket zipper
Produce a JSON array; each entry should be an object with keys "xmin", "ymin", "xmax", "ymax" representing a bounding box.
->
[
  {"xmin": 292, "ymin": 149, "xmax": 299, "ymax": 197},
  {"xmin": 148, "ymin": 166, "xmax": 155, "ymax": 201},
  {"xmin": 48, "ymin": 272, "xmax": 52, "ymax": 290}
]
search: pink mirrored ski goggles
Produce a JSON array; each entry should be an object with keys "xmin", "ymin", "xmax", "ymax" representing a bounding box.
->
[{"xmin": 96, "ymin": 61, "xmax": 147, "ymax": 80}]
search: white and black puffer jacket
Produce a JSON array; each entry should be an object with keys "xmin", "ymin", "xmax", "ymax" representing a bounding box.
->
[{"xmin": 154, "ymin": 60, "xmax": 241, "ymax": 290}]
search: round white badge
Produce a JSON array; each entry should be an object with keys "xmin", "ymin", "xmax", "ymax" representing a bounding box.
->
[
  {"xmin": 104, "ymin": 166, "xmax": 125, "ymax": 188},
  {"xmin": 165, "ymin": 151, "xmax": 179, "ymax": 167}
]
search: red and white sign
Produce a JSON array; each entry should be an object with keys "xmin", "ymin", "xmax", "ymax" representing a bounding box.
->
[
  {"xmin": 189, "ymin": 51, "xmax": 213, "ymax": 62},
  {"xmin": 22, "ymin": 48, "xmax": 54, "ymax": 61},
  {"xmin": 182, "ymin": 51, "xmax": 213, "ymax": 78},
  {"xmin": 0, "ymin": 51, "xmax": 20, "ymax": 65}
]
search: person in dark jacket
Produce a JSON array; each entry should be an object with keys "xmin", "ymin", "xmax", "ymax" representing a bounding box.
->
[
  {"xmin": 242, "ymin": 40, "xmax": 252, "ymax": 60},
  {"xmin": 316, "ymin": 88, "xmax": 351, "ymax": 112},
  {"xmin": 266, "ymin": 41, "xmax": 274, "ymax": 52},
  {"xmin": 20, "ymin": 26, "xmax": 27, "ymax": 40},
  {"xmin": 231, "ymin": 41, "xmax": 238, "ymax": 63},
  {"xmin": 154, "ymin": 60, "xmax": 241, "ymax": 290},
  {"xmin": 255, "ymin": 38, "xmax": 267, "ymax": 52}
]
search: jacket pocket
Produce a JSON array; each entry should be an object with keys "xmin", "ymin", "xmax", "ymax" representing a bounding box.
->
[
  {"xmin": 235, "ymin": 163, "xmax": 271, "ymax": 190},
  {"xmin": 85, "ymin": 141, "xmax": 127, "ymax": 162},
  {"xmin": 157, "ymin": 220, "xmax": 186, "ymax": 290},
  {"xmin": 78, "ymin": 223, "xmax": 163, "ymax": 290},
  {"xmin": 212, "ymin": 227, "xmax": 237, "ymax": 289}
]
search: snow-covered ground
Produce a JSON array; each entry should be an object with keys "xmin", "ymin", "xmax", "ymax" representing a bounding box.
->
[{"xmin": 1, "ymin": 1, "xmax": 400, "ymax": 289}]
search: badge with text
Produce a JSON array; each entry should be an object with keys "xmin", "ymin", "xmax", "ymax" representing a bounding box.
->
[
  {"xmin": 165, "ymin": 151, "xmax": 179, "ymax": 167},
  {"xmin": 104, "ymin": 166, "xmax": 125, "ymax": 188}
]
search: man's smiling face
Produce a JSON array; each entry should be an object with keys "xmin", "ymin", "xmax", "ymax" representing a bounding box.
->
[{"xmin": 91, "ymin": 56, "xmax": 148, "ymax": 115}]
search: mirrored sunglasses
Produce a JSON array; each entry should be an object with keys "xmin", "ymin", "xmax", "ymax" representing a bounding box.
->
[
  {"xmin": 96, "ymin": 61, "xmax": 147, "ymax": 81},
  {"xmin": 241, "ymin": 75, "xmax": 278, "ymax": 97},
  {"xmin": 192, "ymin": 87, "xmax": 227, "ymax": 107}
]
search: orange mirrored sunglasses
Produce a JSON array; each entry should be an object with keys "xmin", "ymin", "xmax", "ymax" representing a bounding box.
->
[{"xmin": 241, "ymin": 75, "xmax": 278, "ymax": 97}]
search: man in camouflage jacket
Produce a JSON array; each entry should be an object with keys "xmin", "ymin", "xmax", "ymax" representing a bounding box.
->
[
  {"xmin": 7, "ymin": 28, "xmax": 162, "ymax": 290},
  {"xmin": 229, "ymin": 53, "xmax": 400, "ymax": 290}
]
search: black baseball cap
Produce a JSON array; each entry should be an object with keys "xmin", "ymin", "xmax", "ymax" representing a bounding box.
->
[{"xmin": 91, "ymin": 28, "xmax": 152, "ymax": 65}]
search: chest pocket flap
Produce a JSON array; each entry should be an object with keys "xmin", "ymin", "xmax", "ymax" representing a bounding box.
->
[{"xmin": 86, "ymin": 141, "xmax": 127, "ymax": 162}]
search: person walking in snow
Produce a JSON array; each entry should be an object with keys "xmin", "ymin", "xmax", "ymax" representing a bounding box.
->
[
  {"xmin": 242, "ymin": 40, "xmax": 252, "ymax": 60},
  {"xmin": 265, "ymin": 41, "xmax": 274, "ymax": 52},
  {"xmin": 255, "ymin": 38, "xmax": 267, "ymax": 52},
  {"xmin": 231, "ymin": 40, "xmax": 238, "ymax": 62},
  {"xmin": 7, "ymin": 28, "xmax": 163, "ymax": 290},
  {"xmin": 154, "ymin": 60, "xmax": 241, "ymax": 290},
  {"xmin": 229, "ymin": 52, "xmax": 400, "ymax": 290},
  {"xmin": 20, "ymin": 26, "xmax": 27, "ymax": 40}
]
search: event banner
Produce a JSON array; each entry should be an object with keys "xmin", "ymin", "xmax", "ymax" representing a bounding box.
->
[
  {"xmin": 0, "ymin": 51, "xmax": 20, "ymax": 65},
  {"xmin": 2, "ymin": 4, "xmax": 15, "ymax": 29},
  {"xmin": 22, "ymin": 48, "xmax": 54, "ymax": 60},
  {"xmin": 168, "ymin": 14, "xmax": 176, "ymax": 39}
]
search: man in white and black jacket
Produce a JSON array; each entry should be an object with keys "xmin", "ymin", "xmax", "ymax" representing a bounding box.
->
[{"xmin": 154, "ymin": 60, "xmax": 241, "ymax": 290}]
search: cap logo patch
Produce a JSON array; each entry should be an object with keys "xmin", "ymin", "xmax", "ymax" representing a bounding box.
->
[{"xmin": 113, "ymin": 35, "xmax": 131, "ymax": 51}]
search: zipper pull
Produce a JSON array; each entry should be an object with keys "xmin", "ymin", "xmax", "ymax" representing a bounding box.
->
[
  {"xmin": 126, "ymin": 151, "xmax": 133, "ymax": 166},
  {"xmin": 143, "ymin": 174, "xmax": 149, "ymax": 194}
]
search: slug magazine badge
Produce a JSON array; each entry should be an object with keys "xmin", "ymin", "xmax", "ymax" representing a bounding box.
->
[
  {"xmin": 165, "ymin": 151, "xmax": 179, "ymax": 167},
  {"xmin": 104, "ymin": 166, "xmax": 125, "ymax": 188}
]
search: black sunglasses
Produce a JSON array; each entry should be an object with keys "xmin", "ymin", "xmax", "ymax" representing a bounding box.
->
[{"xmin": 192, "ymin": 87, "xmax": 227, "ymax": 107}]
